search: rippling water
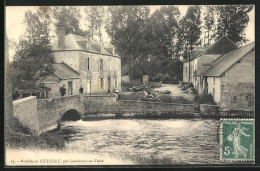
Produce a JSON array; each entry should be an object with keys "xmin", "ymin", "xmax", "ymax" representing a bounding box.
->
[{"xmin": 60, "ymin": 119, "xmax": 233, "ymax": 165}]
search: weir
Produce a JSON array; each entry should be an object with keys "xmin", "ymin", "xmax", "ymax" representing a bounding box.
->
[{"xmin": 12, "ymin": 95, "xmax": 195, "ymax": 135}]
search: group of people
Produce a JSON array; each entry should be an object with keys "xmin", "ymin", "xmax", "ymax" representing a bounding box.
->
[{"xmin": 59, "ymin": 85, "xmax": 84, "ymax": 97}]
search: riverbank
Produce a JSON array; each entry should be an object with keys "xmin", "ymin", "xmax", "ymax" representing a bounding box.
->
[{"xmin": 6, "ymin": 118, "xmax": 66, "ymax": 150}]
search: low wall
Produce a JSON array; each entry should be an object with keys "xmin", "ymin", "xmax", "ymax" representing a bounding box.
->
[
  {"xmin": 144, "ymin": 82, "xmax": 162, "ymax": 88},
  {"xmin": 83, "ymin": 95, "xmax": 118, "ymax": 114},
  {"xmin": 117, "ymin": 100, "xmax": 194, "ymax": 115},
  {"xmin": 13, "ymin": 96, "xmax": 40, "ymax": 133},
  {"xmin": 200, "ymin": 104, "xmax": 219, "ymax": 116},
  {"xmin": 83, "ymin": 96, "xmax": 194, "ymax": 116}
]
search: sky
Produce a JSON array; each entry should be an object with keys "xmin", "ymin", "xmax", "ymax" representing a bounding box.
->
[{"xmin": 6, "ymin": 5, "xmax": 255, "ymax": 60}]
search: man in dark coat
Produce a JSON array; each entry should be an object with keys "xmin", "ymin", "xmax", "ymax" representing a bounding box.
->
[
  {"xmin": 79, "ymin": 86, "xmax": 83, "ymax": 94},
  {"xmin": 60, "ymin": 84, "xmax": 66, "ymax": 96}
]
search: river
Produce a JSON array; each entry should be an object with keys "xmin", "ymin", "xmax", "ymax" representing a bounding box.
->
[{"xmin": 58, "ymin": 118, "xmax": 233, "ymax": 165}]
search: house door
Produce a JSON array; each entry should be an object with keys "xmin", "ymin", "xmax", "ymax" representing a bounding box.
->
[
  {"xmin": 68, "ymin": 81, "xmax": 73, "ymax": 95},
  {"xmin": 86, "ymin": 79, "xmax": 91, "ymax": 95},
  {"xmin": 108, "ymin": 77, "xmax": 111, "ymax": 91}
]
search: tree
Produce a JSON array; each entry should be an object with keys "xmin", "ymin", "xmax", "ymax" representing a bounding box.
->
[
  {"xmin": 5, "ymin": 34, "xmax": 15, "ymax": 140},
  {"xmin": 185, "ymin": 6, "xmax": 202, "ymax": 52},
  {"xmin": 216, "ymin": 5, "xmax": 253, "ymax": 45},
  {"xmin": 85, "ymin": 6, "xmax": 105, "ymax": 40},
  {"xmin": 53, "ymin": 6, "xmax": 88, "ymax": 37},
  {"xmin": 105, "ymin": 6, "xmax": 150, "ymax": 81},
  {"xmin": 144, "ymin": 6, "xmax": 181, "ymax": 81},
  {"xmin": 178, "ymin": 6, "xmax": 201, "ymax": 83},
  {"xmin": 11, "ymin": 7, "xmax": 55, "ymax": 89},
  {"xmin": 203, "ymin": 5, "xmax": 216, "ymax": 45}
]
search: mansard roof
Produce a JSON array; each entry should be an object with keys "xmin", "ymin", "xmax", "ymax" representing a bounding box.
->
[{"xmin": 51, "ymin": 34, "xmax": 119, "ymax": 57}]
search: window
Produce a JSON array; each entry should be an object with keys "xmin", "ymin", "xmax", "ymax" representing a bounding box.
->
[
  {"xmin": 213, "ymin": 88, "xmax": 215, "ymax": 98},
  {"xmin": 85, "ymin": 58, "xmax": 90, "ymax": 70},
  {"xmin": 87, "ymin": 58, "xmax": 90, "ymax": 70},
  {"xmin": 115, "ymin": 77, "xmax": 117, "ymax": 87},
  {"xmin": 186, "ymin": 67, "xmax": 187, "ymax": 74},
  {"xmin": 100, "ymin": 78, "xmax": 104, "ymax": 89},
  {"xmin": 214, "ymin": 77, "xmax": 215, "ymax": 85},
  {"xmin": 100, "ymin": 59, "xmax": 103, "ymax": 71}
]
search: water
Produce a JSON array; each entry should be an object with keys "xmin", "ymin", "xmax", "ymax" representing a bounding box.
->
[{"xmin": 59, "ymin": 118, "xmax": 232, "ymax": 165}]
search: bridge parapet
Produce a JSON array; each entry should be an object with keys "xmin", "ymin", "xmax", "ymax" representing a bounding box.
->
[
  {"xmin": 36, "ymin": 95, "xmax": 85, "ymax": 132},
  {"xmin": 13, "ymin": 96, "xmax": 40, "ymax": 134}
]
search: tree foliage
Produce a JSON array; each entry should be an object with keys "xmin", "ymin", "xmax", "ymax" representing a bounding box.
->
[
  {"xmin": 53, "ymin": 6, "xmax": 88, "ymax": 37},
  {"xmin": 216, "ymin": 5, "xmax": 253, "ymax": 45},
  {"xmin": 203, "ymin": 5, "xmax": 216, "ymax": 45},
  {"xmin": 105, "ymin": 6, "xmax": 150, "ymax": 80},
  {"xmin": 85, "ymin": 6, "xmax": 105, "ymax": 40},
  {"xmin": 11, "ymin": 7, "xmax": 55, "ymax": 89},
  {"xmin": 178, "ymin": 6, "xmax": 201, "ymax": 60}
]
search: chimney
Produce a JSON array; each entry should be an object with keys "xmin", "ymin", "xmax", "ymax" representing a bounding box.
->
[{"xmin": 57, "ymin": 27, "xmax": 65, "ymax": 49}]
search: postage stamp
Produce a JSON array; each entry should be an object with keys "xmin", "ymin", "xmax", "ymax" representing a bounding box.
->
[{"xmin": 220, "ymin": 118, "xmax": 255, "ymax": 161}]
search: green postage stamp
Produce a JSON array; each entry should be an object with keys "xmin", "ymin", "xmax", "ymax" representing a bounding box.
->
[{"xmin": 220, "ymin": 119, "xmax": 255, "ymax": 161}]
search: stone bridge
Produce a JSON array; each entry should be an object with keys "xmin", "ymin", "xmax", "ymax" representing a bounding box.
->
[{"xmin": 13, "ymin": 95, "xmax": 195, "ymax": 135}]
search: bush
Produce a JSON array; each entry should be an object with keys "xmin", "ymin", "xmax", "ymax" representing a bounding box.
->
[{"xmin": 199, "ymin": 93, "xmax": 217, "ymax": 105}]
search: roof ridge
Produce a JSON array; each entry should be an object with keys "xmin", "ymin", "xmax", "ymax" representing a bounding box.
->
[
  {"xmin": 202, "ymin": 42, "xmax": 255, "ymax": 77},
  {"xmin": 197, "ymin": 36, "xmax": 238, "ymax": 58}
]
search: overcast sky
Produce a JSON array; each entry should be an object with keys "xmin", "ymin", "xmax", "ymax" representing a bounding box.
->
[{"xmin": 6, "ymin": 5, "xmax": 255, "ymax": 60}]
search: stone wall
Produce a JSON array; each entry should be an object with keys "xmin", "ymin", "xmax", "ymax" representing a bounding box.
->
[
  {"xmin": 83, "ymin": 95, "xmax": 194, "ymax": 115},
  {"xmin": 144, "ymin": 82, "xmax": 162, "ymax": 88},
  {"xmin": 83, "ymin": 95, "xmax": 118, "ymax": 114},
  {"xmin": 117, "ymin": 100, "xmax": 194, "ymax": 115},
  {"xmin": 37, "ymin": 95, "xmax": 84, "ymax": 132},
  {"xmin": 200, "ymin": 104, "xmax": 219, "ymax": 116},
  {"xmin": 13, "ymin": 95, "xmax": 194, "ymax": 134},
  {"xmin": 13, "ymin": 96, "xmax": 40, "ymax": 133},
  {"xmin": 220, "ymin": 52, "xmax": 255, "ymax": 110}
]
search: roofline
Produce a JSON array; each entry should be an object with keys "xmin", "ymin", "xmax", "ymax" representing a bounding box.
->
[
  {"xmin": 203, "ymin": 44, "xmax": 255, "ymax": 77},
  {"xmin": 51, "ymin": 49, "xmax": 121, "ymax": 58},
  {"xmin": 184, "ymin": 36, "xmax": 238, "ymax": 62},
  {"xmin": 60, "ymin": 62, "xmax": 80, "ymax": 75},
  {"xmin": 52, "ymin": 63, "xmax": 80, "ymax": 79},
  {"xmin": 196, "ymin": 36, "xmax": 238, "ymax": 58},
  {"xmin": 52, "ymin": 73, "xmax": 80, "ymax": 80}
]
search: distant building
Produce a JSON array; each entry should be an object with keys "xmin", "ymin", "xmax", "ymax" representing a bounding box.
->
[
  {"xmin": 38, "ymin": 27, "xmax": 121, "ymax": 97},
  {"xmin": 183, "ymin": 36, "xmax": 255, "ymax": 111},
  {"xmin": 183, "ymin": 36, "xmax": 238, "ymax": 89},
  {"xmin": 201, "ymin": 42, "xmax": 255, "ymax": 111}
]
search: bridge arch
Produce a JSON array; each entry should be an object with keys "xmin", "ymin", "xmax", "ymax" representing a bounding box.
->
[{"xmin": 61, "ymin": 109, "xmax": 82, "ymax": 121}]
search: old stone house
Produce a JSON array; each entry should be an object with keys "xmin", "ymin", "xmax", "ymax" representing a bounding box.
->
[
  {"xmin": 39, "ymin": 27, "xmax": 121, "ymax": 97},
  {"xmin": 201, "ymin": 42, "xmax": 255, "ymax": 111},
  {"xmin": 182, "ymin": 36, "xmax": 238, "ymax": 88}
]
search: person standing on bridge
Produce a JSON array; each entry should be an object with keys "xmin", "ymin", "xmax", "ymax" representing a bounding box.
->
[
  {"xmin": 79, "ymin": 86, "xmax": 83, "ymax": 94},
  {"xmin": 60, "ymin": 84, "xmax": 66, "ymax": 96}
]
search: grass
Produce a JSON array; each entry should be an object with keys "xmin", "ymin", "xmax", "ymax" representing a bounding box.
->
[{"xmin": 6, "ymin": 118, "xmax": 66, "ymax": 150}]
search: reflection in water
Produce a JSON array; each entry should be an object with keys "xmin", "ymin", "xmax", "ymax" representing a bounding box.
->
[{"xmin": 60, "ymin": 119, "xmax": 223, "ymax": 164}]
